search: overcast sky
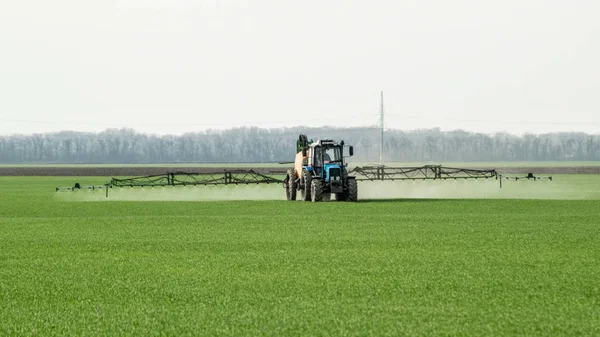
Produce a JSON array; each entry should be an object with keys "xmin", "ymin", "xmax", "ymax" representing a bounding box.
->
[{"xmin": 0, "ymin": 0, "xmax": 599, "ymax": 136}]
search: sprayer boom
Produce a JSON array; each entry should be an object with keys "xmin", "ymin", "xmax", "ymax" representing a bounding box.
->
[
  {"xmin": 350, "ymin": 165, "xmax": 499, "ymax": 181},
  {"xmin": 348, "ymin": 165, "xmax": 551, "ymax": 188},
  {"xmin": 109, "ymin": 170, "xmax": 281, "ymax": 187},
  {"xmin": 56, "ymin": 169, "xmax": 284, "ymax": 196}
]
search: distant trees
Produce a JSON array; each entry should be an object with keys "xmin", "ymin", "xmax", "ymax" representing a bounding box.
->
[{"xmin": 0, "ymin": 127, "xmax": 598, "ymax": 164}]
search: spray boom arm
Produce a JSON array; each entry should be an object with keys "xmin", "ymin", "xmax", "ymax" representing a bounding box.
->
[{"xmin": 350, "ymin": 165, "xmax": 552, "ymax": 188}]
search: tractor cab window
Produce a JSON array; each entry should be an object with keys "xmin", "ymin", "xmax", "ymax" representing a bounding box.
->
[
  {"xmin": 324, "ymin": 147, "xmax": 341, "ymax": 163},
  {"xmin": 315, "ymin": 146, "xmax": 341, "ymax": 167}
]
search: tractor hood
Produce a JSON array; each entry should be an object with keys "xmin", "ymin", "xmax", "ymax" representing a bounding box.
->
[{"xmin": 324, "ymin": 163, "xmax": 342, "ymax": 182}]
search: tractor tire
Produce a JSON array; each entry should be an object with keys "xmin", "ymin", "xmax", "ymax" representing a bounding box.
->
[
  {"xmin": 310, "ymin": 179, "xmax": 324, "ymax": 202},
  {"xmin": 301, "ymin": 169, "xmax": 312, "ymax": 201},
  {"xmin": 347, "ymin": 178, "xmax": 358, "ymax": 202},
  {"xmin": 286, "ymin": 169, "xmax": 297, "ymax": 201}
]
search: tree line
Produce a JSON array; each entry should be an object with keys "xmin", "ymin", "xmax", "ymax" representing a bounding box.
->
[{"xmin": 0, "ymin": 127, "xmax": 598, "ymax": 164}]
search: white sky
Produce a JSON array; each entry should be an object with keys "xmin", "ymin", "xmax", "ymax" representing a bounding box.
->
[{"xmin": 0, "ymin": 0, "xmax": 599, "ymax": 136}]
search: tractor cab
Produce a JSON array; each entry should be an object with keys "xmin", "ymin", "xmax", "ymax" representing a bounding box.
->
[{"xmin": 307, "ymin": 140, "xmax": 344, "ymax": 179}]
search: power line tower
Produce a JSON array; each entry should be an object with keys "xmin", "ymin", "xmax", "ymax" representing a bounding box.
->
[{"xmin": 379, "ymin": 91, "xmax": 384, "ymax": 165}]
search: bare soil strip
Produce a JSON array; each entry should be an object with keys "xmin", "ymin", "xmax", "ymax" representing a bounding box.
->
[{"xmin": 0, "ymin": 166, "xmax": 598, "ymax": 176}]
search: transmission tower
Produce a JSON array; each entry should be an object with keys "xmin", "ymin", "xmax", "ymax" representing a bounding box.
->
[{"xmin": 379, "ymin": 91, "xmax": 384, "ymax": 165}]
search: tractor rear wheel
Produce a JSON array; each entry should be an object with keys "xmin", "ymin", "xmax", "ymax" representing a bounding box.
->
[
  {"xmin": 347, "ymin": 178, "xmax": 358, "ymax": 202},
  {"xmin": 286, "ymin": 169, "xmax": 297, "ymax": 201},
  {"xmin": 311, "ymin": 179, "xmax": 324, "ymax": 202},
  {"xmin": 301, "ymin": 170, "xmax": 312, "ymax": 201}
]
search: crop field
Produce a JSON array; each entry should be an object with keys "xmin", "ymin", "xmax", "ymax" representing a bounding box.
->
[{"xmin": 1, "ymin": 176, "xmax": 599, "ymax": 336}]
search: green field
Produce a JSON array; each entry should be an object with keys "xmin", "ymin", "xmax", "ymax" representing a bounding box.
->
[{"xmin": 1, "ymin": 177, "xmax": 599, "ymax": 336}]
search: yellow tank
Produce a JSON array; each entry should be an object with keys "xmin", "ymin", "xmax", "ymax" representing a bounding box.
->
[{"xmin": 293, "ymin": 150, "xmax": 308, "ymax": 179}]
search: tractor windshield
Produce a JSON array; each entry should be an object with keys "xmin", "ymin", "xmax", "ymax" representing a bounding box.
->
[
  {"xmin": 314, "ymin": 145, "xmax": 342, "ymax": 174},
  {"xmin": 323, "ymin": 146, "xmax": 342, "ymax": 163}
]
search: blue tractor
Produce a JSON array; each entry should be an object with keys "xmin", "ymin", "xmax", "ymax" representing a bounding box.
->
[{"xmin": 285, "ymin": 134, "xmax": 358, "ymax": 202}]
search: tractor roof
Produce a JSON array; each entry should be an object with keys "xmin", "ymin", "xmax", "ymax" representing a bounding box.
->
[{"xmin": 310, "ymin": 139, "xmax": 339, "ymax": 147}]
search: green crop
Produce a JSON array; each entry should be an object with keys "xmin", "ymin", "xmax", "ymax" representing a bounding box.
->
[{"xmin": 0, "ymin": 177, "xmax": 599, "ymax": 336}]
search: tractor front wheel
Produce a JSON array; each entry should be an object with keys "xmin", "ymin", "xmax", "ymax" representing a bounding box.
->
[{"xmin": 311, "ymin": 180, "xmax": 324, "ymax": 202}]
